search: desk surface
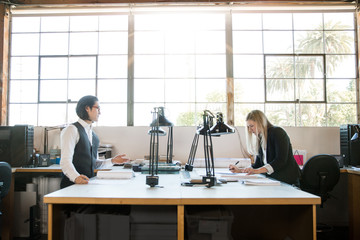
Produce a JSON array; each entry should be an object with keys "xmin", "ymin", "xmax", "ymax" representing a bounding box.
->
[{"xmin": 44, "ymin": 169, "xmax": 320, "ymax": 206}]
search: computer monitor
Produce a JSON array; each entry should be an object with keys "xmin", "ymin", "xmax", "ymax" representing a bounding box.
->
[{"xmin": 340, "ymin": 124, "xmax": 360, "ymax": 167}]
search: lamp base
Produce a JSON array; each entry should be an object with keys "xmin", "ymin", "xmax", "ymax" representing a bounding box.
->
[
  {"xmin": 146, "ymin": 175, "xmax": 159, "ymax": 187},
  {"xmin": 184, "ymin": 164, "xmax": 193, "ymax": 171},
  {"xmin": 202, "ymin": 176, "xmax": 216, "ymax": 188}
]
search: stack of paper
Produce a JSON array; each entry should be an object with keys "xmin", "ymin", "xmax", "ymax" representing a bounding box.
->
[
  {"xmin": 219, "ymin": 173, "xmax": 264, "ymax": 179},
  {"xmin": 96, "ymin": 169, "xmax": 134, "ymax": 179},
  {"xmin": 242, "ymin": 178, "xmax": 281, "ymax": 186}
]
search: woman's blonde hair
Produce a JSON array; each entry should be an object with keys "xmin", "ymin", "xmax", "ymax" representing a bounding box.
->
[{"xmin": 245, "ymin": 110, "xmax": 273, "ymax": 156}]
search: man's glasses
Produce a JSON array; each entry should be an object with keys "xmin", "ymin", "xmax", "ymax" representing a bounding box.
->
[{"xmin": 92, "ymin": 105, "xmax": 101, "ymax": 111}]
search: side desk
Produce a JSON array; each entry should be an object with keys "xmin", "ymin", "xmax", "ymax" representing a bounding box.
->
[
  {"xmin": 342, "ymin": 168, "xmax": 360, "ymax": 240},
  {"xmin": 1, "ymin": 165, "xmax": 63, "ymax": 240},
  {"xmin": 44, "ymin": 173, "xmax": 321, "ymax": 240}
]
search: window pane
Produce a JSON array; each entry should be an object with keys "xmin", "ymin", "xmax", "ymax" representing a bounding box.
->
[
  {"xmin": 195, "ymin": 55, "xmax": 226, "ymax": 78},
  {"xmin": 233, "ymin": 55, "xmax": 264, "ymax": 78},
  {"xmin": 11, "ymin": 57, "xmax": 38, "ymax": 79},
  {"xmin": 294, "ymin": 31, "xmax": 324, "ymax": 54},
  {"xmin": 234, "ymin": 79, "xmax": 264, "ymax": 102},
  {"xmin": 165, "ymin": 55, "xmax": 195, "ymax": 78},
  {"xmin": 67, "ymin": 103, "xmax": 78, "ymax": 123},
  {"xmin": 134, "ymin": 55, "xmax": 164, "ymax": 78},
  {"xmin": 165, "ymin": 31, "xmax": 195, "ymax": 54},
  {"xmin": 134, "ymin": 79, "xmax": 164, "ymax": 102},
  {"xmin": 165, "ymin": 79, "xmax": 195, "ymax": 102},
  {"xmin": 12, "ymin": 17, "xmax": 40, "ymax": 32},
  {"xmin": 297, "ymin": 104, "xmax": 325, "ymax": 126},
  {"xmin": 296, "ymin": 79, "xmax": 324, "ymax": 101},
  {"xmin": 40, "ymin": 33, "xmax": 69, "ymax": 55},
  {"xmin": 68, "ymin": 80, "xmax": 96, "ymax": 102},
  {"xmin": 99, "ymin": 32, "xmax": 128, "ymax": 54},
  {"xmin": 295, "ymin": 56, "xmax": 324, "ymax": 78},
  {"xmin": 324, "ymin": 13, "xmax": 354, "ymax": 30},
  {"xmin": 264, "ymin": 31, "xmax": 293, "ymax": 53},
  {"xmin": 10, "ymin": 80, "xmax": 38, "ymax": 103},
  {"xmin": 324, "ymin": 31, "xmax": 355, "ymax": 54},
  {"xmin": 326, "ymin": 55, "xmax": 356, "ymax": 78},
  {"xmin": 263, "ymin": 13, "xmax": 293, "ymax": 30},
  {"xmin": 40, "ymin": 80, "xmax": 67, "ymax": 101},
  {"xmin": 98, "ymin": 79, "xmax": 127, "ymax": 102},
  {"xmin": 232, "ymin": 13, "xmax": 262, "ymax": 30},
  {"xmin": 266, "ymin": 56, "xmax": 294, "ymax": 78},
  {"xmin": 40, "ymin": 57, "xmax": 68, "ymax": 79},
  {"xmin": 327, "ymin": 104, "xmax": 357, "ymax": 126},
  {"xmin": 266, "ymin": 104, "xmax": 295, "ymax": 126},
  {"xmin": 69, "ymin": 32, "xmax": 98, "ymax": 54},
  {"xmin": 195, "ymin": 31, "xmax": 225, "ymax": 54},
  {"xmin": 196, "ymin": 79, "xmax": 226, "ymax": 102},
  {"xmin": 134, "ymin": 31, "xmax": 164, "ymax": 54},
  {"xmin": 235, "ymin": 104, "xmax": 264, "ymax": 126},
  {"xmin": 70, "ymin": 16, "xmax": 98, "ymax": 31},
  {"xmin": 99, "ymin": 15, "xmax": 128, "ymax": 31},
  {"xmin": 327, "ymin": 79, "xmax": 356, "ymax": 103},
  {"xmin": 11, "ymin": 34, "xmax": 39, "ymax": 56},
  {"xmin": 97, "ymin": 103, "xmax": 127, "ymax": 126},
  {"xmin": 165, "ymin": 103, "xmax": 196, "ymax": 126},
  {"xmin": 233, "ymin": 31, "xmax": 263, "ymax": 54},
  {"xmin": 98, "ymin": 55, "xmax": 127, "ymax": 78},
  {"xmin": 41, "ymin": 16, "xmax": 69, "ymax": 32},
  {"xmin": 9, "ymin": 104, "xmax": 38, "ymax": 126},
  {"xmin": 266, "ymin": 79, "xmax": 295, "ymax": 101},
  {"xmin": 38, "ymin": 104, "xmax": 67, "ymax": 126},
  {"xmin": 293, "ymin": 13, "xmax": 323, "ymax": 30},
  {"xmin": 134, "ymin": 103, "xmax": 160, "ymax": 126},
  {"xmin": 69, "ymin": 57, "xmax": 96, "ymax": 79}
]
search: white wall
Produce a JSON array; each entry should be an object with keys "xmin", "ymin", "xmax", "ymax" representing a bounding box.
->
[{"xmin": 34, "ymin": 126, "xmax": 340, "ymax": 164}]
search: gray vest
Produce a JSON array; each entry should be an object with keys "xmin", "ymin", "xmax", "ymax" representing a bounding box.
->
[{"xmin": 60, "ymin": 122, "xmax": 99, "ymax": 188}]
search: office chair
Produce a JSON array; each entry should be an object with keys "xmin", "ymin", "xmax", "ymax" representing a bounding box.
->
[
  {"xmin": 300, "ymin": 154, "xmax": 340, "ymax": 207},
  {"xmin": 300, "ymin": 154, "xmax": 340, "ymax": 235},
  {"xmin": 0, "ymin": 161, "xmax": 12, "ymax": 236}
]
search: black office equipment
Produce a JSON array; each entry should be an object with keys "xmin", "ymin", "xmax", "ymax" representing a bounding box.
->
[
  {"xmin": 340, "ymin": 124, "xmax": 360, "ymax": 167},
  {"xmin": 0, "ymin": 125, "xmax": 34, "ymax": 167},
  {"xmin": 0, "ymin": 161, "xmax": 12, "ymax": 235}
]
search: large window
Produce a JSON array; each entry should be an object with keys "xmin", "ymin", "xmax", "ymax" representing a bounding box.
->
[{"xmin": 8, "ymin": 7, "xmax": 357, "ymax": 127}]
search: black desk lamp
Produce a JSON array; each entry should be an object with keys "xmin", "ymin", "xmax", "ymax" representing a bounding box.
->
[
  {"xmin": 185, "ymin": 110, "xmax": 235, "ymax": 187},
  {"xmin": 146, "ymin": 107, "xmax": 160, "ymax": 187},
  {"xmin": 149, "ymin": 107, "xmax": 174, "ymax": 164}
]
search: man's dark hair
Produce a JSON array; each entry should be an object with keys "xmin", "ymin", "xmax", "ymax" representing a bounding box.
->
[{"xmin": 76, "ymin": 95, "xmax": 98, "ymax": 120}]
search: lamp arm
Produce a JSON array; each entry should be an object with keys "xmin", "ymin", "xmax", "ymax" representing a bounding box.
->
[{"xmin": 166, "ymin": 126, "xmax": 173, "ymax": 164}]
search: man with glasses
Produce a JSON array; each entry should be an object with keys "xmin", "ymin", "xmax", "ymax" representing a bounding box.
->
[{"xmin": 60, "ymin": 95, "xmax": 129, "ymax": 188}]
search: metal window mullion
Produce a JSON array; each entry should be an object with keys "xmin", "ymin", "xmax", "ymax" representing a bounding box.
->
[
  {"xmin": 226, "ymin": 11, "xmax": 234, "ymax": 125},
  {"xmin": 127, "ymin": 13, "xmax": 134, "ymax": 126}
]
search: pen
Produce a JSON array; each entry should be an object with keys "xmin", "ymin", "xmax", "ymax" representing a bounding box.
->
[{"xmin": 234, "ymin": 161, "xmax": 239, "ymax": 166}]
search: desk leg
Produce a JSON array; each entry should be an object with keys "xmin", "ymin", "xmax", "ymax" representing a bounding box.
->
[
  {"xmin": 313, "ymin": 205, "xmax": 317, "ymax": 240},
  {"xmin": 177, "ymin": 205, "xmax": 184, "ymax": 240},
  {"xmin": 47, "ymin": 203, "xmax": 53, "ymax": 240}
]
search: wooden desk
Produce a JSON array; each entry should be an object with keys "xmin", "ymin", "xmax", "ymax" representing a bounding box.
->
[
  {"xmin": 342, "ymin": 167, "xmax": 360, "ymax": 240},
  {"xmin": 44, "ymin": 172, "xmax": 320, "ymax": 240}
]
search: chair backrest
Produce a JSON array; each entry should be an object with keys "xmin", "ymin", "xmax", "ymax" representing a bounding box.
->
[
  {"xmin": 300, "ymin": 154, "xmax": 340, "ymax": 205},
  {"xmin": 0, "ymin": 161, "xmax": 12, "ymax": 199}
]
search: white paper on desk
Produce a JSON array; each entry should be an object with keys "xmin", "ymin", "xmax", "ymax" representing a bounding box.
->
[
  {"xmin": 96, "ymin": 169, "xmax": 134, "ymax": 179},
  {"xmin": 89, "ymin": 178, "xmax": 132, "ymax": 185},
  {"xmin": 242, "ymin": 178, "xmax": 281, "ymax": 186},
  {"xmin": 217, "ymin": 173, "xmax": 264, "ymax": 179}
]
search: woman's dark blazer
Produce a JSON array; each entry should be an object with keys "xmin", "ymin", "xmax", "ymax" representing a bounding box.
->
[{"xmin": 253, "ymin": 126, "xmax": 301, "ymax": 185}]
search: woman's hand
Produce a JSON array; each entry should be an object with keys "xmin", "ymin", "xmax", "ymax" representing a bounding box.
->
[
  {"xmin": 242, "ymin": 167, "xmax": 256, "ymax": 175},
  {"xmin": 74, "ymin": 174, "xmax": 89, "ymax": 184},
  {"xmin": 111, "ymin": 154, "xmax": 130, "ymax": 164},
  {"xmin": 229, "ymin": 164, "xmax": 241, "ymax": 173}
]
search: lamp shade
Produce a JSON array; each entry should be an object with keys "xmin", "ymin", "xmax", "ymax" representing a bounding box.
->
[
  {"xmin": 150, "ymin": 107, "xmax": 173, "ymax": 127},
  {"xmin": 210, "ymin": 112, "xmax": 235, "ymax": 136},
  {"xmin": 351, "ymin": 125, "xmax": 360, "ymax": 142},
  {"xmin": 148, "ymin": 128, "xmax": 166, "ymax": 136}
]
